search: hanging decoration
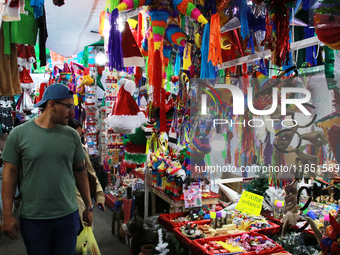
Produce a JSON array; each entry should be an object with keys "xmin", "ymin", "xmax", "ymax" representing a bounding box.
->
[
  {"xmin": 314, "ymin": 13, "xmax": 340, "ymax": 50},
  {"xmin": 108, "ymin": 79, "xmax": 147, "ymax": 134},
  {"xmin": 108, "ymin": 9, "xmax": 124, "ymax": 71},
  {"xmin": 116, "ymin": 0, "xmax": 208, "ymax": 54},
  {"xmin": 200, "ymin": 23, "xmax": 216, "ymax": 79},
  {"xmin": 265, "ymin": 0, "xmax": 296, "ymax": 66},
  {"xmin": 121, "ymin": 22, "xmax": 145, "ymax": 67},
  {"xmin": 208, "ymin": 13, "xmax": 222, "ymax": 67}
]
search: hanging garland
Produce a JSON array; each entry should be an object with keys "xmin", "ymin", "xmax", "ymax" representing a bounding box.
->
[{"xmin": 265, "ymin": 0, "xmax": 296, "ymax": 67}]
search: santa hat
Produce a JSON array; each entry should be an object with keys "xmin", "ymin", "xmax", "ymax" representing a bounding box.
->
[
  {"xmin": 107, "ymin": 79, "xmax": 147, "ymax": 134},
  {"xmin": 19, "ymin": 67, "xmax": 35, "ymax": 90},
  {"xmin": 121, "ymin": 22, "xmax": 145, "ymax": 68}
]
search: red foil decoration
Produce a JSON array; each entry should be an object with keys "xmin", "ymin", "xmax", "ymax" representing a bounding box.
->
[{"xmin": 267, "ymin": 0, "xmax": 295, "ymax": 66}]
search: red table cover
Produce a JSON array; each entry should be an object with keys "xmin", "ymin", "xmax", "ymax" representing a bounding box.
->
[
  {"xmin": 158, "ymin": 212, "xmax": 211, "ymax": 233},
  {"xmin": 191, "ymin": 232, "xmax": 284, "ymax": 255},
  {"xmin": 173, "ymin": 222, "xmax": 281, "ymax": 252}
]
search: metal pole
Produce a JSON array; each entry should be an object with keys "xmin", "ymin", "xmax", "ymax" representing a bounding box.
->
[{"xmin": 144, "ymin": 148, "xmax": 151, "ymax": 221}]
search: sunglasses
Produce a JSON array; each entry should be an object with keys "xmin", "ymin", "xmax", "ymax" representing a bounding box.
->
[{"xmin": 54, "ymin": 101, "xmax": 76, "ymax": 111}]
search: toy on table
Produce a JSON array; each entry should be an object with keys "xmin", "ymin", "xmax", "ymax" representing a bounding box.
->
[
  {"xmin": 217, "ymin": 210, "xmax": 273, "ymax": 232},
  {"xmin": 180, "ymin": 223, "xmax": 207, "ymax": 239},
  {"xmin": 201, "ymin": 233, "xmax": 279, "ymax": 254},
  {"xmin": 172, "ymin": 209, "xmax": 207, "ymax": 223}
]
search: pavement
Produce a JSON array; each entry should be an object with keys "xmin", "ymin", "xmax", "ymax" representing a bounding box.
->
[{"xmin": 0, "ymin": 206, "xmax": 130, "ymax": 255}]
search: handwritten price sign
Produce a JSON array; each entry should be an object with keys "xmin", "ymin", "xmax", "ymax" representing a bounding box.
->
[{"xmin": 235, "ymin": 191, "xmax": 264, "ymax": 216}]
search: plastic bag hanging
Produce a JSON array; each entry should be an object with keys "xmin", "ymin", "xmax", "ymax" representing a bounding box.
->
[
  {"xmin": 108, "ymin": 9, "xmax": 124, "ymax": 71},
  {"xmin": 75, "ymin": 226, "xmax": 101, "ymax": 255},
  {"xmin": 15, "ymin": 94, "xmax": 24, "ymax": 115},
  {"xmin": 22, "ymin": 90, "xmax": 34, "ymax": 111}
]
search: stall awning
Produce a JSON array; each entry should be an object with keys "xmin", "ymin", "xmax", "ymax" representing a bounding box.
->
[{"xmin": 45, "ymin": 0, "xmax": 105, "ymax": 57}]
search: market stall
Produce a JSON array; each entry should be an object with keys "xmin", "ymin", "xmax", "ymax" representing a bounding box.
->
[{"xmin": 2, "ymin": 0, "xmax": 340, "ymax": 254}]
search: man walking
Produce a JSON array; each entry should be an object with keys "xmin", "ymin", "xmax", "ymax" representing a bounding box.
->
[{"xmin": 1, "ymin": 83, "xmax": 93, "ymax": 255}]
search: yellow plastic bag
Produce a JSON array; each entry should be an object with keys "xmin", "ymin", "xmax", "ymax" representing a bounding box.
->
[{"xmin": 75, "ymin": 226, "xmax": 101, "ymax": 255}]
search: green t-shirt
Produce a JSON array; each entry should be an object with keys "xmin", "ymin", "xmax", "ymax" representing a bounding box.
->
[{"xmin": 1, "ymin": 120, "xmax": 86, "ymax": 219}]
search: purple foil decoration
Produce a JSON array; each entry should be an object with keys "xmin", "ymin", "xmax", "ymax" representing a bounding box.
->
[
  {"xmin": 108, "ymin": 9, "xmax": 124, "ymax": 71},
  {"xmin": 127, "ymin": 67, "xmax": 134, "ymax": 75}
]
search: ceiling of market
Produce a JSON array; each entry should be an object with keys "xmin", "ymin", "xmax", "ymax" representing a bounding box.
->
[{"xmin": 45, "ymin": 0, "xmax": 105, "ymax": 57}]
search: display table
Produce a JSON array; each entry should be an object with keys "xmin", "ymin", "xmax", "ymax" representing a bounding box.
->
[{"xmin": 150, "ymin": 186, "xmax": 220, "ymax": 214}]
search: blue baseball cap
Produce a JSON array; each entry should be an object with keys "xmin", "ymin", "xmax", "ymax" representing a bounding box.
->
[{"xmin": 34, "ymin": 83, "xmax": 74, "ymax": 108}]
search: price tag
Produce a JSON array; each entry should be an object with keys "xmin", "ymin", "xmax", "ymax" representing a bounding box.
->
[{"xmin": 235, "ymin": 191, "xmax": 263, "ymax": 216}]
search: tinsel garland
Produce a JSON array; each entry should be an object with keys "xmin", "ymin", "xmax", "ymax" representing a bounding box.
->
[
  {"xmin": 261, "ymin": 10, "xmax": 273, "ymax": 50},
  {"xmin": 124, "ymin": 152, "xmax": 147, "ymax": 163},
  {"xmin": 266, "ymin": 0, "xmax": 295, "ymax": 66},
  {"xmin": 276, "ymin": 233, "xmax": 321, "ymax": 254},
  {"xmin": 155, "ymin": 228, "xmax": 169, "ymax": 255},
  {"xmin": 108, "ymin": 9, "xmax": 124, "ymax": 71}
]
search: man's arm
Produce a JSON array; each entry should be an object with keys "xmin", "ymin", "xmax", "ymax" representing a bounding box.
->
[
  {"xmin": 73, "ymin": 160, "xmax": 93, "ymax": 226},
  {"xmin": 2, "ymin": 162, "xmax": 20, "ymax": 239}
]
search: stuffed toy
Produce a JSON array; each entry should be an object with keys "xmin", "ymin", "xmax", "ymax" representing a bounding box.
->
[{"xmin": 274, "ymin": 107, "xmax": 327, "ymax": 177}]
